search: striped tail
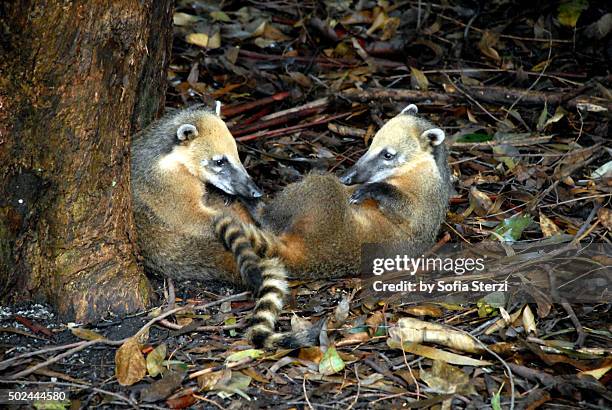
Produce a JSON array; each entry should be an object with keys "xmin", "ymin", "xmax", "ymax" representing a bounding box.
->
[{"xmin": 213, "ymin": 214, "xmax": 318, "ymax": 349}]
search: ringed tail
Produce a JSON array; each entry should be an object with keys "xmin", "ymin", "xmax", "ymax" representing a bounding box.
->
[{"xmin": 212, "ymin": 214, "xmax": 317, "ymax": 349}]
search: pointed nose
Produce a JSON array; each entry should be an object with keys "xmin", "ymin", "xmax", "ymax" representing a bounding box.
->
[
  {"xmin": 250, "ymin": 186, "xmax": 263, "ymax": 198},
  {"xmin": 340, "ymin": 169, "xmax": 356, "ymax": 185}
]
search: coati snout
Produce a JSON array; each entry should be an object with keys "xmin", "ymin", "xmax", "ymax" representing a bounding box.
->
[
  {"xmin": 340, "ymin": 104, "xmax": 445, "ymax": 186},
  {"xmin": 158, "ymin": 109, "xmax": 263, "ymax": 199}
]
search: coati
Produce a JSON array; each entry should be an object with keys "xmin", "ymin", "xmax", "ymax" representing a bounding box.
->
[
  {"xmin": 215, "ymin": 104, "xmax": 451, "ymax": 347},
  {"xmin": 132, "ymin": 105, "xmax": 302, "ymax": 348}
]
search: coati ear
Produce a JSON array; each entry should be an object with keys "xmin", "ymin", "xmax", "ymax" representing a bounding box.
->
[
  {"xmin": 422, "ymin": 128, "xmax": 445, "ymax": 146},
  {"xmin": 177, "ymin": 124, "xmax": 198, "ymax": 141},
  {"xmin": 214, "ymin": 100, "xmax": 222, "ymax": 117},
  {"xmin": 400, "ymin": 104, "xmax": 418, "ymax": 115}
]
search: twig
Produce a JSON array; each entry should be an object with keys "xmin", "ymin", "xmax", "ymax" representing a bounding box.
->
[
  {"xmin": 231, "ymin": 106, "xmax": 325, "ymax": 137},
  {"xmin": 303, "ymin": 374, "xmax": 315, "ymax": 410},
  {"xmin": 236, "ymin": 112, "xmax": 352, "ymax": 142},
  {"xmin": 539, "ymin": 194, "xmax": 611, "ymax": 209},
  {"xmin": 158, "ymin": 319, "xmax": 243, "ymax": 332},
  {"xmin": 188, "ymin": 356, "xmax": 253, "ymax": 379},
  {"xmin": 5, "ymin": 304, "xmax": 193, "ymax": 379},
  {"xmin": 505, "ymin": 29, "xmax": 553, "ymax": 117},
  {"xmin": 166, "ymin": 277, "xmax": 176, "ymax": 311},
  {"xmin": 259, "ymin": 98, "xmax": 328, "ymax": 122},
  {"xmin": 445, "ymin": 74, "xmax": 502, "ymax": 123},
  {"xmin": 222, "ymin": 91, "xmax": 290, "ymax": 118},
  {"xmin": 344, "ymin": 365, "xmax": 361, "ymax": 410},
  {"xmin": 545, "ymin": 264, "xmax": 587, "ymax": 347},
  {"xmin": 192, "ymin": 394, "xmax": 225, "ymax": 410},
  {"xmin": 448, "ymin": 326, "xmax": 515, "ymax": 410}
]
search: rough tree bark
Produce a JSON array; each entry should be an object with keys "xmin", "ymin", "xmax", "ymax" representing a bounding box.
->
[{"xmin": 0, "ymin": 0, "xmax": 174, "ymax": 321}]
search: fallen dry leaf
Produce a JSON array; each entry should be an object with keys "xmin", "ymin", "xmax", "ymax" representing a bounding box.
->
[{"xmin": 115, "ymin": 337, "xmax": 147, "ymax": 386}]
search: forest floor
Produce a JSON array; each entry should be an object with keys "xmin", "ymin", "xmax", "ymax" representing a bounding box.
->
[{"xmin": 1, "ymin": 1, "xmax": 611, "ymax": 409}]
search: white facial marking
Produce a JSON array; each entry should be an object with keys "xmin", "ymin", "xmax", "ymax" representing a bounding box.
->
[
  {"xmin": 207, "ymin": 173, "xmax": 235, "ymax": 194},
  {"xmin": 215, "ymin": 100, "xmax": 222, "ymax": 116},
  {"xmin": 158, "ymin": 149, "xmax": 188, "ymax": 171},
  {"xmin": 386, "ymin": 148, "xmax": 397, "ymax": 156},
  {"xmin": 369, "ymin": 168, "xmax": 396, "ymax": 183}
]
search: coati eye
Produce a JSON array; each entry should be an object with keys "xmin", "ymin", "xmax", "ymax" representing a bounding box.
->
[
  {"xmin": 382, "ymin": 150, "xmax": 396, "ymax": 160},
  {"xmin": 215, "ymin": 158, "xmax": 226, "ymax": 167}
]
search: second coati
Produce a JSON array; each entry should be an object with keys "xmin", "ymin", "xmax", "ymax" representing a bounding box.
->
[
  {"xmin": 215, "ymin": 104, "xmax": 451, "ymax": 347},
  {"xmin": 132, "ymin": 105, "xmax": 306, "ymax": 348}
]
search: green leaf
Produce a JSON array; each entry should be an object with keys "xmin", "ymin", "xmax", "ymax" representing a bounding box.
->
[
  {"xmin": 225, "ymin": 349, "xmax": 264, "ymax": 363},
  {"xmin": 216, "ymin": 372, "xmax": 252, "ymax": 400},
  {"xmin": 147, "ymin": 344, "xmax": 167, "ymax": 377},
  {"xmin": 491, "ymin": 382, "xmax": 504, "ymax": 410},
  {"xmin": 33, "ymin": 401, "xmax": 69, "ymax": 410},
  {"xmin": 558, "ymin": 0, "xmax": 589, "ymax": 28},
  {"xmin": 456, "ymin": 133, "xmax": 493, "ymax": 143},
  {"xmin": 210, "ymin": 11, "xmax": 231, "ymax": 22},
  {"xmin": 319, "ymin": 345, "xmax": 345, "ymax": 375},
  {"xmin": 491, "ymin": 391, "xmax": 502, "ymax": 410},
  {"xmin": 225, "ymin": 316, "xmax": 237, "ymax": 337},
  {"xmin": 492, "ymin": 213, "xmax": 533, "ymax": 242}
]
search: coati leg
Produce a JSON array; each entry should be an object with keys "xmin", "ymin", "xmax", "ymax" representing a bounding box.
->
[
  {"xmin": 349, "ymin": 182, "xmax": 406, "ymax": 222},
  {"xmin": 213, "ymin": 214, "xmax": 318, "ymax": 349}
]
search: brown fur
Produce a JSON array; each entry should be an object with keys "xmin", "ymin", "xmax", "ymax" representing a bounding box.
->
[
  {"xmin": 236, "ymin": 109, "xmax": 452, "ymax": 278},
  {"xmin": 131, "ymin": 107, "xmax": 258, "ymax": 283}
]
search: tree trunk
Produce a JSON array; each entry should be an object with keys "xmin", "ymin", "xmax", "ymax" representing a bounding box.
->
[{"xmin": 0, "ymin": 0, "xmax": 174, "ymax": 322}]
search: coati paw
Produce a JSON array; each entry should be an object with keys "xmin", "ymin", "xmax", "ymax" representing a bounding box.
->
[
  {"xmin": 350, "ymin": 183, "xmax": 401, "ymax": 206},
  {"xmin": 349, "ymin": 186, "xmax": 372, "ymax": 204}
]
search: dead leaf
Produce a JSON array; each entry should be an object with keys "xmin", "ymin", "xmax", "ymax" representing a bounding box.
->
[
  {"xmin": 522, "ymin": 305, "xmax": 537, "ymax": 335},
  {"xmin": 198, "ymin": 369, "xmax": 227, "ymax": 391},
  {"xmin": 387, "ymin": 338, "xmax": 491, "ymax": 366},
  {"xmin": 333, "ymin": 296, "xmax": 350, "ymax": 324},
  {"xmin": 579, "ymin": 357, "xmax": 612, "ymax": 380},
  {"xmin": 389, "ymin": 317, "xmax": 484, "ymax": 354},
  {"xmin": 173, "ymin": 12, "xmax": 198, "ymax": 26},
  {"xmin": 469, "ymin": 187, "xmax": 493, "ymax": 217},
  {"xmin": 410, "ymin": 67, "xmax": 429, "ymax": 91},
  {"xmin": 115, "ymin": 337, "xmax": 147, "ymax": 386},
  {"xmin": 585, "ymin": 13, "xmax": 612, "ymax": 39},
  {"xmin": 70, "ymin": 327, "xmax": 105, "ymax": 341},
  {"xmin": 186, "ymin": 32, "xmax": 221, "ymax": 49},
  {"xmin": 336, "ymin": 332, "xmax": 370, "ymax": 347},
  {"xmin": 288, "ymin": 72, "xmax": 313, "ymax": 88},
  {"xmin": 367, "ymin": 9, "xmax": 388, "ymax": 35},
  {"xmin": 539, "ymin": 212, "xmax": 562, "ymax": 237},
  {"xmin": 141, "ymin": 371, "xmax": 185, "ymax": 402},
  {"xmin": 404, "ymin": 304, "xmax": 443, "ymax": 318},
  {"xmin": 421, "ymin": 360, "xmax": 477, "ymax": 394},
  {"xmin": 478, "ymin": 31, "xmax": 501, "ymax": 62},
  {"xmin": 485, "ymin": 308, "xmax": 523, "ymax": 335},
  {"xmin": 597, "ymin": 208, "xmax": 612, "ymax": 231},
  {"xmin": 166, "ymin": 392, "xmax": 196, "ymax": 409},
  {"xmin": 299, "ymin": 346, "xmax": 324, "ymax": 364}
]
